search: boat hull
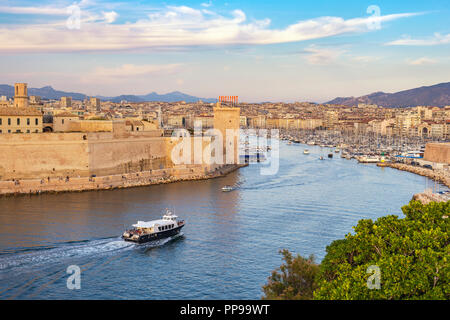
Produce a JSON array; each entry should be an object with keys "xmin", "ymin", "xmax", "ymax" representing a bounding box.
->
[{"xmin": 123, "ymin": 224, "xmax": 185, "ymax": 244}]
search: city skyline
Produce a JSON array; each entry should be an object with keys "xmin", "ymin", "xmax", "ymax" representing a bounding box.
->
[{"xmin": 0, "ymin": 0, "xmax": 449, "ymax": 102}]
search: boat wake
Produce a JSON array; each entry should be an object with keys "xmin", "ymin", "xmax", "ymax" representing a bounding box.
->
[
  {"xmin": 0, "ymin": 237, "xmax": 133, "ymax": 273},
  {"xmin": 0, "ymin": 232, "xmax": 185, "ymax": 273}
]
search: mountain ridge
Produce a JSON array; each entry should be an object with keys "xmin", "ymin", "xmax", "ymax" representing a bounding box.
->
[
  {"xmin": 0, "ymin": 85, "xmax": 216, "ymax": 103},
  {"xmin": 1, "ymin": 82, "xmax": 449, "ymax": 106},
  {"xmin": 326, "ymin": 82, "xmax": 450, "ymax": 107}
]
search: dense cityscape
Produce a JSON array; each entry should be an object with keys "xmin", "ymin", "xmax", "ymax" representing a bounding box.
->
[{"xmin": 1, "ymin": 83, "xmax": 449, "ymax": 139}]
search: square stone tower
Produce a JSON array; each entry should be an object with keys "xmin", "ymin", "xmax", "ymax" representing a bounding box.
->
[
  {"xmin": 213, "ymin": 102, "xmax": 240, "ymax": 164},
  {"xmin": 14, "ymin": 83, "xmax": 29, "ymax": 108}
]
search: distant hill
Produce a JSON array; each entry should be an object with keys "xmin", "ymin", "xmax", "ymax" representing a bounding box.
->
[
  {"xmin": 0, "ymin": 85, "xmax": 87, "ymax": 100},
  {"xmin": 0, "ymin": 85, "xmax": 215, "ymax": 103},
  {"xmin": 326, "ymin": 82, "xmax": 450, "ymax": 107},
  {"xmin": 97, "ymin": 91, "xmax": 216, "ymax": 103}
]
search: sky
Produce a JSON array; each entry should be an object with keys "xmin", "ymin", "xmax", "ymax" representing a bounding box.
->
[{"xmin": 0, "ymin": 0, "xmax": 449, "ymax": 102}]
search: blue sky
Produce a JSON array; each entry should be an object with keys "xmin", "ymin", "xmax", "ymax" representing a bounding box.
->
[{"xmin": 0, "ymin": 0, "xmax": 449, "ymax": 102}]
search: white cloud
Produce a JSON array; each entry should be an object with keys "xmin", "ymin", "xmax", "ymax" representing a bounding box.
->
[
  {"xmin": 102, "ymin": 11, "xmax": 118, "ymax": 24},
  {"xmin": 201, "ymin": 1, "xmax": 213, "ymax": 8},
  {"xmin": 0, "ymin": 1, "xmax": 93, "ymax": 15},
  {"xmin": 0, "ymin": 5, "xmax": 67, "ymax": 15},
  {"xmin": 0, "ymin": 5, "xmax": 422, "ymax": 53},
  {"xmin": 407, "ymin": 57, "xmax": 437, "ymax": 65},
  {"xmin": 304, "ymin": 46, "xmax": 346, "ymax": 65},
  {"xmin": 387, "ymin": 33, "xmax": 450, "ymax": 46}
]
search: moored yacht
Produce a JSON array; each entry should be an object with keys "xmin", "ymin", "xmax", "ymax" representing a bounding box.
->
[
  {"xmin": 357, "ymin": 156, "xmax": 380, "ymax": 163},
  {"xmin": 122, "ymin": 209, "xmax": 185, "ymax": 244}
]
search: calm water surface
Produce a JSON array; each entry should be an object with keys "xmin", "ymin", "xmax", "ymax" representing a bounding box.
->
[{"xmin": 0, "ymin": 140, "xmax": 445, "ymax": 299}]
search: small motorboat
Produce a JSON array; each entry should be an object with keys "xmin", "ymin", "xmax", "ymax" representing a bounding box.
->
[
  {"xmin": 303, "ymin": 149, "xmax": 310, "ymax": 155},
  {"xmin": 319, "ymin": 156, "xmax": 324, "ymax": 160},
  {"xmin": 328, "ymin": 153, "xmax": 333, "ymax": 158},
  {"xmin": 122, "ymin": 209, "xmax": 185, "ymax": 244},
  {"xmin": 221, "ymin": 185, "xmax": 234, "ymax": 192}
]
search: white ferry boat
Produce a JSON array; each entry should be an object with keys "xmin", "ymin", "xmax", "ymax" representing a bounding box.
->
[
  {"xmin": 122, "ymin": 209, "xmax": 185, "ymax": 244},
  {"xmin": 221, "ymin": 185, "xmax": 234, "ymax": 192}
]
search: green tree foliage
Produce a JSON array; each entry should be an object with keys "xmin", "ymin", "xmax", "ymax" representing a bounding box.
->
[
  {"xmin": 315, "ymin": 200, "xmax": 449, "ymax": 299},
  {"xmin": 262, "ymin": 249, "xmax": 319, "ymax": 300},
  {"xmin": 263, "ymin": 201, "xmax": 449, "ymax": 300}
]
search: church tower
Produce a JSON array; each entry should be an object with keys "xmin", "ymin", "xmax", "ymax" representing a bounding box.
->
[{"xmin": 14, "ymin": 83, "xmax": 29, "ymax": 108}]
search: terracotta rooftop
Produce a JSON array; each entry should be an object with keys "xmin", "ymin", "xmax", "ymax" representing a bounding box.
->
[{"xmin": 0, "ymin": 107, "xmax": 42, "ymax": 116}]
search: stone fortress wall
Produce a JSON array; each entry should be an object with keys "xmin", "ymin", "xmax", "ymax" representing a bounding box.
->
[
  {"xmin": 0, "ymin": 102, "xmax": 242, "ymax": 194},
  {"xmin": 0, "ymin": 164, "xmax": 241, "ymax": 196},
  {"xmin": 424, "ymin": 143, "xmax": 450, "ymax": 164}
]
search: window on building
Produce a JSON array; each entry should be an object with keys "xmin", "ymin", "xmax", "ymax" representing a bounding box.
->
[
  {"xmin": 8, "ymin": 118, "xmax": 11, "ymax": 125},
  {"xmin": 0, "ymin": 118, "xmax": 2, "ymax": 125},
  {"xmin": 17, "ymin": 118, "xmax": 20, "ymax": 125},
  {"xmin": 35, "ymin": 118, "xmax": 39, "ymax": 125},
  {"xmin": 62, "ymin": 119, "xmax": 65, "ymax": 124},
  {"xmin": 16, "ymin": 129, "xmax": 21, "ymax": 133},
  {"xmin": 0, "ymin": 130, "xmax": 2, "ymax": 133},
  {"xmin": 27, "ymin": 130, "xmax": 30, "ymax": 133},
  {"xmin": 8, "ymin": 130, "xmax": 11, "ymax": 133},
  {"xmin": 27, "ymin": 118, "xmax": 30, "ymax": 125}
]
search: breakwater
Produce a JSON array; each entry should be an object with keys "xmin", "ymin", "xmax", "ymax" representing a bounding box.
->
[
  {"xmin": 383, "ymin": 162, "xmax": 450, "ymax": 188},
  {"xmin": 0, "ymin": 164, "xmax": 245, "ymax": 197}
]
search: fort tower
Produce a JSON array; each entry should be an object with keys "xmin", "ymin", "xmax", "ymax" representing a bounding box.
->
[{"xmin": 213, "ymin": 101, "xmax": 240, "ymax": 164}]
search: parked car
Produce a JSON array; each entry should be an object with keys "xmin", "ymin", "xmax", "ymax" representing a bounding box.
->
[{"xmin": 423, "ymin": 164, "xmax": 433, "ymax": 169}]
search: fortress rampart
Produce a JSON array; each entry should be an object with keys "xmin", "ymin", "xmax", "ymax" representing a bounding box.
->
[
  {"xmin": 424, "ymin": 143, "xmax": 450, "ymax": 164},
  {"xmin": 0, "ymin": 104, "xmax": 242, "ymax": 194},
  {"xmin": 0, "ymin": 131, "xmax": 217, "ymax": 180}
]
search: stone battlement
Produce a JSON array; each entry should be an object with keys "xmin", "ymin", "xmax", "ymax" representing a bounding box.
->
[{"xmin": 424, "ymin": 143, "xmax": 450, "ymax": 164}]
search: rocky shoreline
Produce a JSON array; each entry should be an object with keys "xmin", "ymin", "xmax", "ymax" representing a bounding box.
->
[
  {"xmin": 0, "ymin": 164, "xmax": 247, "ymax": 197},
  {"xmin": 382, "ymin": 162, "xmax": 450, "ymax": 189}
]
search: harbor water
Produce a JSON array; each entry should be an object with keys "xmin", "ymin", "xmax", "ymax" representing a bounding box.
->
[{"xmin": 0, "ymin": 140, "xmax": 446, "ymax": 299}]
